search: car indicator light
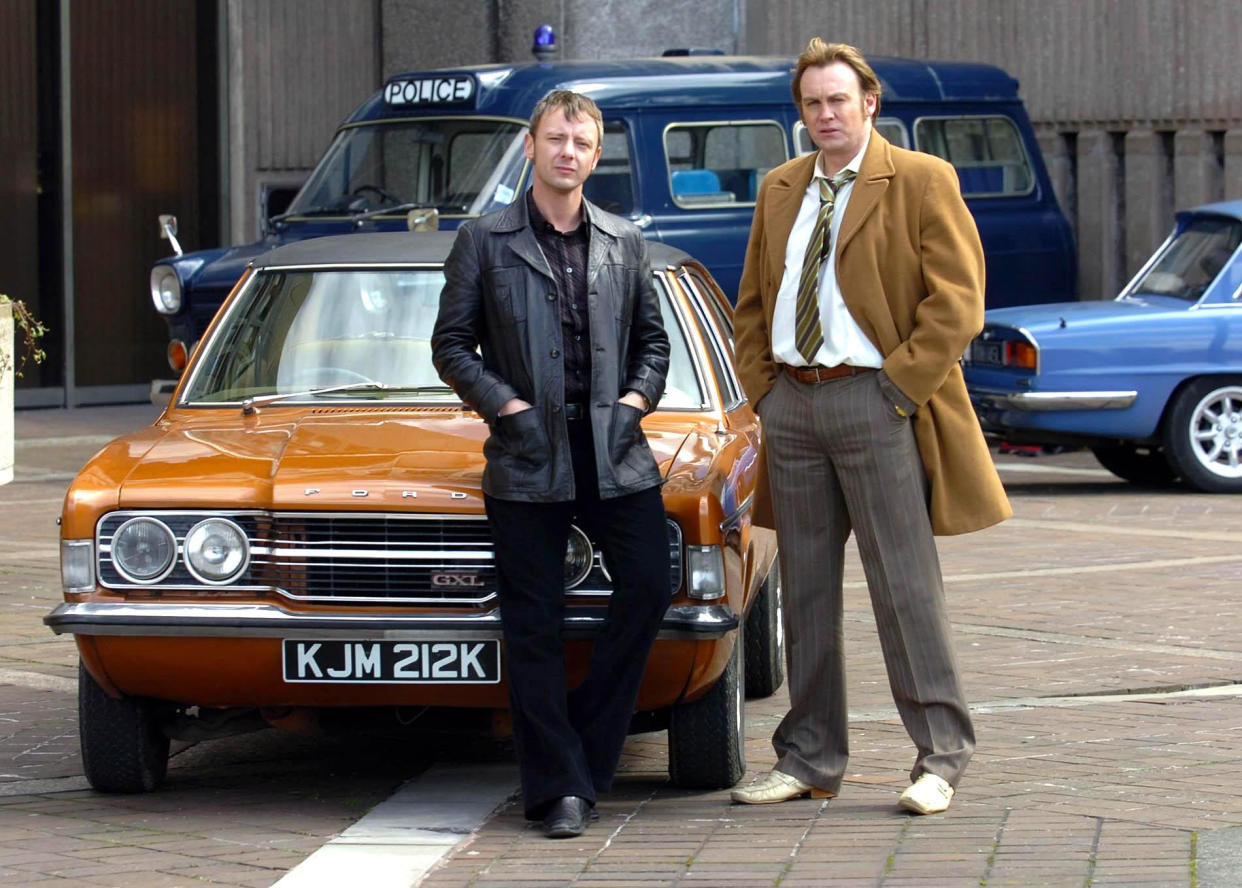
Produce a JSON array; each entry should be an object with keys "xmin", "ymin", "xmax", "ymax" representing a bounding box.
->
[
  {"xmin": 686, "ymin": 545, "xmax": 725, "ymax": 600},
  {"xmin": 61, "ymin": 539, "xmax": 95, "ymax": 592}
]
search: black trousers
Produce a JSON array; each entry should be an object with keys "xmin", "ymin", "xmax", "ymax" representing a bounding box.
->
[{"xmin": 484, "ymin": 419, "xmax": 668, "ymax": 820}]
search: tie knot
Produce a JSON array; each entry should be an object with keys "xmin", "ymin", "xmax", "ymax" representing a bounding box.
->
[{"xmin": 821, "ymin": 169, "xmax": 856, "ymax": 199}]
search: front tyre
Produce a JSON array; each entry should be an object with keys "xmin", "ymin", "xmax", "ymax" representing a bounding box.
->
[
  {"xmin": 667, "ymin": 628, "xmax": 745, "ymax": 789},
  {"xmin": 78, "ymin": 662, "xmax": 170, "ymax": 793},
  {"xmin": 1162, "ymin": 378, "xmax": 1242, "ymax": 493},
  {"xmin": 744, "ymin": 561, "xmax": 784, "ymax": 699}
]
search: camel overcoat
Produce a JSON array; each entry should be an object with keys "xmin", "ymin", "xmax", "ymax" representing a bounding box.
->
[{"xmin": 733, "ymin": 131, "xmax": 1011, "ymax": 536}]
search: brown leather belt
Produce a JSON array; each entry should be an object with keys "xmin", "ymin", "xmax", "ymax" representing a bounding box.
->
[{"xmin": 782, "ymin": 364, "xmax": 875, "ymax": 384}]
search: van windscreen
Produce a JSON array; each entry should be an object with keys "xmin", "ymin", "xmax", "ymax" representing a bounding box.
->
[{"xmin": 286, "ymin": 118, "xmax": 529, "ymax": 219}]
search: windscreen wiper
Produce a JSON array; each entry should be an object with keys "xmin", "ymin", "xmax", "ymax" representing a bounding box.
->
[{"xmin": 240, "ymin": 382, "xmax": 456, "ymax": 415}]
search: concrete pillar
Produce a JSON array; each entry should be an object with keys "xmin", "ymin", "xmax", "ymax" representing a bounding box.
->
[
  {"xmin": 1123, "ymin": 129, "xmax": 1173, "ymax": 278},
  {"xmin": 0, "ymin": 300, "xmax": 12, "ymax": 485},
  {"xmin": 1077, "ymin": 130, "xmax": 1122, "ymax": 300},
  {"xmin": 1174, "ymin": 129, "xmax": 1223, "ymax": 210},
  {"xmin": 1224, "ymin": 129, "xmax": 1242, "ymax": 201}
]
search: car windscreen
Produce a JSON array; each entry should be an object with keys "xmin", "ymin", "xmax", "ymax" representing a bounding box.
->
[
  {"xmin": 285, "ymin": 118, "xmax": 528, "ymax": 218},
  {"xmin": 179, "ymin": 266, "xmax": 707, "ymax": 409},
  {"xmin": 1128, "ymin": 216, "xmax": 1242, "ymax": 302}
]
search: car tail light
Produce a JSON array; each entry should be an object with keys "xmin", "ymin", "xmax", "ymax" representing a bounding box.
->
[{"xmin": 1005, "ymin": 341, "xmax": 1037, "ymax": 370}]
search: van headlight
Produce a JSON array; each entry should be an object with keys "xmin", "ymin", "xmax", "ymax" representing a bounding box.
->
[
  {"xmin": 111, "ymin": 517, "xmax": 177, "ymax": 583},
  {"xmin": 150, "ymin": 267, "xmax": 182, "ymax": 314},
  {"xmin": 184, "ymin": 518, "xmax": 249, "ymax": 583},
  {"xmin": 686, "ymin": 545, "xmax": 725, "ymax": 600}
]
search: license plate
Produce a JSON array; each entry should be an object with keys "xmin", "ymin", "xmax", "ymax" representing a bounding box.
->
[
  {"xmin": 969, "ymin": 340, "xmax": 1004, "ymax": 365},
  {"xmin": 282, "ymin": 639, "xmax": 501, "ymax": 684}
]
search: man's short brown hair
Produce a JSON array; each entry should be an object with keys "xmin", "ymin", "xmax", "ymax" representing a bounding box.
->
[
  {"xmin": 792, "ymin": 39, "xmax": 882, "ymax": 116},
  {"xmin": 529, "ymin": 89, "xmax": 604, "ymax": 148}
]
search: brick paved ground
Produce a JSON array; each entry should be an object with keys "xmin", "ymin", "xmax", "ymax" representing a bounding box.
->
[{"xmin": 3, "ymin": 406, "xmax": 1242, "ymax": 887}]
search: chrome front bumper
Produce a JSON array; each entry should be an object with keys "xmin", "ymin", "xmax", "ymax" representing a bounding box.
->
[
  {"xmin": 44, "ymin": 601, "xmax": 739, "ymax": 641},
  {"xmin": 970, "ymin": 387, "xmax": 1138, "ymax": 412}
]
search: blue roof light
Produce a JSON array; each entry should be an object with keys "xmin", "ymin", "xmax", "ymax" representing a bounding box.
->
[{"xmin": 532, "ymin": 24, "xmax": 557, "ymax": 61}]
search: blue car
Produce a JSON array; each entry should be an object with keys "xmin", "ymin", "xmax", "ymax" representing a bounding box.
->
[{"xmin": 964, "ymin": 200, "xmax": 1242, "ymax": 493}]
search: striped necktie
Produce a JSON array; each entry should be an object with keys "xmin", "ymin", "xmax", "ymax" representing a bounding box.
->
[{"xmin": 793, "ymin": 169, "xmax": 857, "ymax": 363}]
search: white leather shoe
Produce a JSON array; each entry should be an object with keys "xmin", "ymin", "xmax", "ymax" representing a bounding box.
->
[
  {"xmin": 898, "ymin": 773, "xmax": 954, "ymax": 814},
  {"xmin": 730, "ymin": 769, "xmax": 835, "ymax": 805}
]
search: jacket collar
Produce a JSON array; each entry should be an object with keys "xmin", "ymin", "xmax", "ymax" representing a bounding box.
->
[
  {"xmin": 493, "ymin": 190, "xmax": 621, "ymax": 283},
  {"xmin": 762, "ymin": 130, "xmax": 895, "ymax": 274}
]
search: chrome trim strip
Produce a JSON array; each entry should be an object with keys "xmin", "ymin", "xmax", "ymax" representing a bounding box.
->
[
  {"xmin": 970, "ymin": 388, "xmax": 1138, "ymax": 411},
  {"xmin": 719, "ymin": 491, "xmax": 754, "ymax": 533},
  {"xmin": 43, "ymin": 602, "xmax": 738, "ymax": 641}
]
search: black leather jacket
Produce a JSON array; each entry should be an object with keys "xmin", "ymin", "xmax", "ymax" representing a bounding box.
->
[{"xmin": 432, "ymin": 197, "xmax": 670, "ymax": 502}]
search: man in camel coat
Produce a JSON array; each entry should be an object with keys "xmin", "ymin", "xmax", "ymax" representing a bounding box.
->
[{"xmin": 730, "ymin": 39, "xmax": 1010, "ymax": 815}]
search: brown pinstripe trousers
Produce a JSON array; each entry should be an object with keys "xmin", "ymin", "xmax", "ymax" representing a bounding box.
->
[{"xmin": 760, "ymin": 369, "xmax": 974, "ymax": 793}]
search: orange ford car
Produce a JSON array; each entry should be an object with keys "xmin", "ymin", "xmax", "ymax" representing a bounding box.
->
[{"xmin": 47, "ymin": 232, "xmax": 781, "ymax": 794}]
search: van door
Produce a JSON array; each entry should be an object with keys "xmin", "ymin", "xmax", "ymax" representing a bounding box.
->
[
  {"xmin": 911, "ymin": 109, "xmax": 1076, "ymax": 308},
  {"xmin": 641, "ymin": 111, "xmax": 791, "ymax": 302}
]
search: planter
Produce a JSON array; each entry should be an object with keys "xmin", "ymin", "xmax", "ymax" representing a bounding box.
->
[{"xmin": 1, "ymin": 300, "xmax": 12, "ymax": 485}]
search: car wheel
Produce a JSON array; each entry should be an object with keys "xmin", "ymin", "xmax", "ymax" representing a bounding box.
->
[
  {"xmin": 744, "ymin": 561, "xmax": 784, "ymax": 699},
  {"xmin": 78, "ymin": 662, "xmax": 170, "ymax": 793},
  {"xmin": 1090, "ymin": 444, "xmax": 1177, "ymax": 486},
  {"xmin": 1162, "ymin": 378, "xmax": 1242, "ymax": 493},
  {"xmin": 667, "ymin": 627, "xmax": 745, "ymax": 789}
]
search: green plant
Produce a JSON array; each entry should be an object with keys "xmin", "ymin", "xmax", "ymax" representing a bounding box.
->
[{"xmin": 0, "ymin": 294, "xmax": 47, "ymax": 379}]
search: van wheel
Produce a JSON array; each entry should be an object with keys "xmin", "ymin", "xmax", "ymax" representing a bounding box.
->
[
  {"xmin": 1162, "ymin": 378, "xmax": 1242, "ymax": 493},
  {"xmin": 667, "ymin": 628, "xmax": 745, "ymax": 789},
  {"xmin": 744, "ymin": 561, "xmax": 784, "ymax": 699},
  {"xmin": 1090, "ymin": 444, "xmax": 1177, "ymax": 486},
  {"xmin": 78, "ymin": 662, "xmax": 170, "ymax": 793}
]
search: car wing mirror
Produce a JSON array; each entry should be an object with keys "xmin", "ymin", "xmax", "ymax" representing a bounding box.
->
[
  {"xmin": 408, "ymin": 208, "xmax": 439, "ymax": 232},
  {"xmin": 158, "ymin": 214, "xmax": 183, "ymax": 256}
]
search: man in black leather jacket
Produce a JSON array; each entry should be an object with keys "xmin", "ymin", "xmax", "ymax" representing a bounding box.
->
[{"xmin": 432, "ymin": 90, "xmax": 670, "ymax": 838}]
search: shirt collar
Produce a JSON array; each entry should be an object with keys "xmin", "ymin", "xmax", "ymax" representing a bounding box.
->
[
  {"xmin": 525, "ymin": 189, "xmax": 585, "ymax": 236},
  {"xmin": 813, "ymin": 129, "xmax": 871, "ymax": 182}
]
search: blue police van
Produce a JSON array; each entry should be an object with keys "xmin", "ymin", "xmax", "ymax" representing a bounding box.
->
[{"xmin": 149, "ymin": 41, "xmax": 1075, "ymax": 383}]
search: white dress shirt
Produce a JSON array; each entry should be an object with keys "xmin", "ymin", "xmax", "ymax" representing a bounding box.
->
[{"xmin": 770, "ymin": 132, "xmax": 884, "ymax": 369}]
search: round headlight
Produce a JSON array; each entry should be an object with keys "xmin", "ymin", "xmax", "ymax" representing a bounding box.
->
[
  {"xmin": 149, "ymin": 267, "xmax": 182, "ymax": 314},
  {"xmin": 564, "ymin": 524, "xmax": 593, "ymax": 589},
  {"xmin": 184, "ymin": 518, "xmax": 249, "ymax": 584},
  {"xmin": 111, "ymin": 517, "xmax": 176, "ymax": 583}
]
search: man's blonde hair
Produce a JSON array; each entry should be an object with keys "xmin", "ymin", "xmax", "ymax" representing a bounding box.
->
[
  {"xmin": 792, "ymin": 38, "xmax": 882, "ymax": 116},
  {"xmin": 529, "ymin": 89, "xmax": 604, "ymax": 147}
]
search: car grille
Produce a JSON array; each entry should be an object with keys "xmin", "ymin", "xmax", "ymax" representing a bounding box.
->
[{"xmin": 97, "ymin": 511, "xmax": 682, "ymax": 606}]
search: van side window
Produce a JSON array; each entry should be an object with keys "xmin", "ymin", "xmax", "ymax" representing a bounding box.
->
[
  {"xmin": 582, "ymin": 120, "xmax": 635, "ymax": 215},
  {"xmin": 665, "ymin": 121, "xmax": 787, "ymax": 208},
  {"xmin": 794, "ymin": 118, "xmax": 908, "ymax": 155},
  {"xmin": 914, "ymin": 116, "xmax": 1034, "ymax": 197}
]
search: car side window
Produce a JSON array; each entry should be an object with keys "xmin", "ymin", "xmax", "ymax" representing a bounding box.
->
[
  {"xmin": 678, "ymin": 269, "xmax": 745, "ymax": 410},
  {"xmin": 582, "ymin": 120, "xmax": 635, "ymax": 216},
  {"xmin": 794, "ymin": 118, "xmax": 908, "ymax": 155},
  {"xmin": 665, "ymin": 121, "xmax": 787, "ymax": 208},
  {"xmin": 914, "ymin": 115, "xmax": 1034, "ymax": 197}
]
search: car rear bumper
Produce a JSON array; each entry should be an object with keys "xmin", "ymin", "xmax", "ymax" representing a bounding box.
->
[
  {"xmin": 44, "ymin": 601, "xmax": 739, "ymax": 640},
  {"xmin": 970, "ymin": 387, "xmax": 1138, "ymax": 411}
]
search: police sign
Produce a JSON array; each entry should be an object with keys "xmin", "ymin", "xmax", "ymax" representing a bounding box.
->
[{"xmin": 384, "ymin": 75, "xmax": 475, "ymax": 107}]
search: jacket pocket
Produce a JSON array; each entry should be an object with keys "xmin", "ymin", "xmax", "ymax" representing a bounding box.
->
[
  {"xmin": 609, "ymin": 402, "xmax": 644, "ymax": 464},
  {"xmin": 497, "ymin": 407, "xmax": 548, "ymax": 467}
]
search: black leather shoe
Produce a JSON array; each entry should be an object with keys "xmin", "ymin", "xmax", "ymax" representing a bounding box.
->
[{"xmin": 542, "ymin": 795, "xmax": 592, "ymax": 838}]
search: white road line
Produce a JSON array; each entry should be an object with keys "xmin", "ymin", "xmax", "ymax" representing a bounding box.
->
[
  {"xmin": 0, "ymin": 669, "xmax": 76, "ymax": 693},
  {"xmin": 274, "ymin": 761, "xmax": 518, "ymax": 888},
  {"xmin": 994, "ymin": 461, "xmax": 1113, "ymax": 478}
]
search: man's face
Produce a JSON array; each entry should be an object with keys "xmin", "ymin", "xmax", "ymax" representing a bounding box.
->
[
  {"xmin": 798, "ymin": 61, "xmax": 876, "ymax": 168},
  {"xmin": 524, "ymin": 109, "xmax": 602, "ymax": 194}
]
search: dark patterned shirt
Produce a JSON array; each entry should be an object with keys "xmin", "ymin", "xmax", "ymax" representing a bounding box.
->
[{"xmin": 527, "ymin": 190, "xmax": 591, "ymax": 405}]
